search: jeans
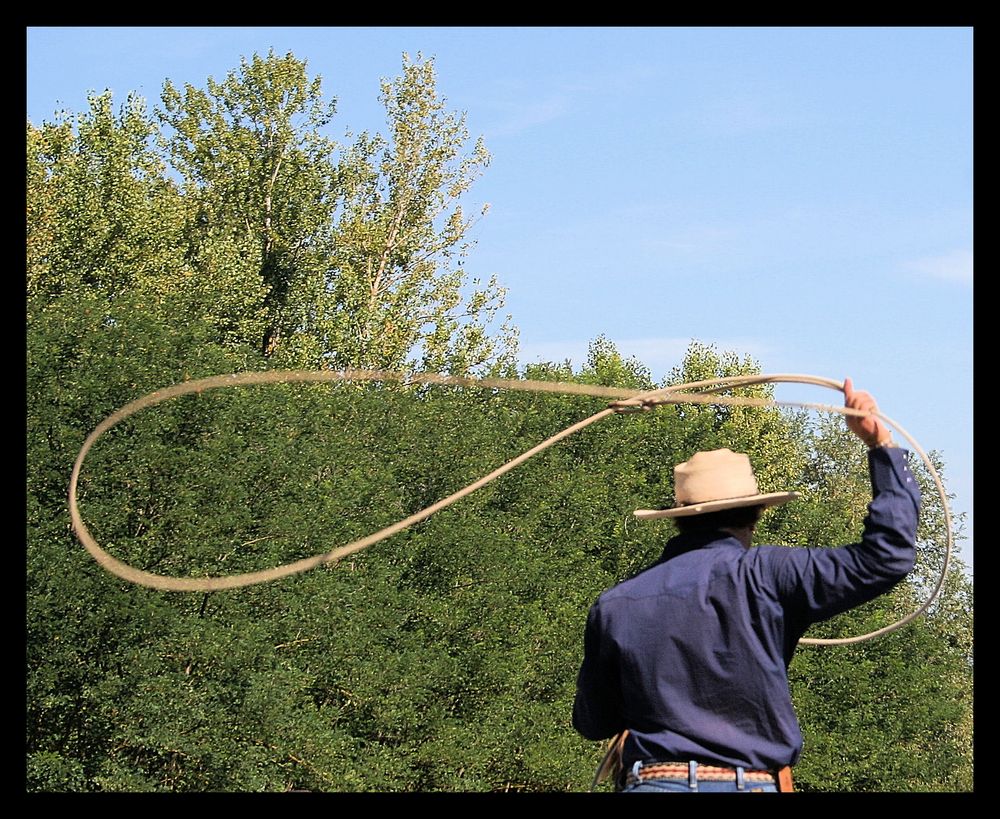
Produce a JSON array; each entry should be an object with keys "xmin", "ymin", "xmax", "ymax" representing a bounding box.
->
[{"xmin": 620, "ymin": 761, "xmax": 780, "ymax": 793}]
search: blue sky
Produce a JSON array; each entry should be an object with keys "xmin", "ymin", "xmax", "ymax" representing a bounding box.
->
[{"xmin": 26, "ymin": 26, "xmax": 973, "ymax": 572}]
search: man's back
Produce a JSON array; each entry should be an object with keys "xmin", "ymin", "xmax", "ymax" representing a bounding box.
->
[
  {"xmin": 574, "ymin": 445, "xmax": 920, "ymax": 774},
  {"xmin": 583, "ymin": 532, "xmax": 804, "ymax": 770}
]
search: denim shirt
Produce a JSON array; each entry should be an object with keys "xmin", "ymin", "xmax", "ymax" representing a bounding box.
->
[{"xmin": 573, "ymin": 447, "xmax": 921, "ymax": 771}]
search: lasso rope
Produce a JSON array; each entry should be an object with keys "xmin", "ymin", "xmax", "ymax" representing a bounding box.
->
[{"xmin": 68, "ymin": 370, "xmax": 952, "ymax": 646}]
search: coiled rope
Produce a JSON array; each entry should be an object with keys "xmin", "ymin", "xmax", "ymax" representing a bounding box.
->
[{"xmin": 68, "ymin": 370, "xmax": 951, "ymax": 646}]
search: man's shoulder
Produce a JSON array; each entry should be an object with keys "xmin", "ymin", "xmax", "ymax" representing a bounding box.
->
[
  {"xmin": 746, "ymin": 543, "xmax": 816, "ymax": 569},
  {"xmin": 597, "ymin": 541, "xmax": 745, "ymax": 603},
  {"xmin": 593, "ymin": 559, "xmax": 675, "ymax": 606}
]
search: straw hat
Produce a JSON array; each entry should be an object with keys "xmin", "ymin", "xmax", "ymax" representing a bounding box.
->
[{"xmin": 634, "ymin": 448, "xmax": 799, "ymax": 519}]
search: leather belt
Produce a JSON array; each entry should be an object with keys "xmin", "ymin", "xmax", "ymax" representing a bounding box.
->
[{"xmin": 626, "ymin": 761, "xmax": 793, "ymax": 791}]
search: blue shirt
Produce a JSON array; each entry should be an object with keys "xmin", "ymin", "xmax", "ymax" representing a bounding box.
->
[{"xmin": 572, "ymin": 447, "xmax": 920, "ymax": 771}]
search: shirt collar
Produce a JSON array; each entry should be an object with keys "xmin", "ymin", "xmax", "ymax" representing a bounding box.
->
[{"xmin": 660, "ymin": 529, "xmax": 745, "ymax": 562}]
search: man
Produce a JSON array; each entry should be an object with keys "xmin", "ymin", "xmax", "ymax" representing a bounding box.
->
[{"xmin": 573, "ymin": 379, "xmax": 921, "ymax": 792}]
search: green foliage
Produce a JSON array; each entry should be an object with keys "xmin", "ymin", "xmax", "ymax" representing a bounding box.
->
[
  {"xmin": 324, "ymin": 54, "xmax": 514, "ymax": 374},
  {"xmin": 27, "ymin": 325, "xmax": 973, "ymax": 791},
  {"xmin": 158, "ymin": 50, "xmax": 339, "ymax": 359},
  {"xmin": 26, "ymin": 51, "xmax": 971, "ymax": 792},
  {"xmin": 30, "ymin": 49, "xmax": 513, "ymax": 373},
  {"xmin": 27, "ymin": 92, "xmax": 186, "ymax": 310},
  {"xmin": 786, "ymin": 418, "xmax": 973, "ymax": 792}
]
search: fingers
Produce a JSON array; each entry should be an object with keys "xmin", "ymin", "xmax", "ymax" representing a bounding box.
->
[
  {"xmin": 850, "ymin": 391, "xmax": 876, "ymax": 412},
  {"xmin": 844, "ymin": 377, "xmax": 875, "ymax": 411},
  {"xmin": 843, "ymin": 376, "xmax": 886, "ymax": 446}
]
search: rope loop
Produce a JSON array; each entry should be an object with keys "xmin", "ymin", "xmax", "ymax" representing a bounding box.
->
[{"xmin": 68, "ymin": 370, "xmax": 952, "ymax": 646}]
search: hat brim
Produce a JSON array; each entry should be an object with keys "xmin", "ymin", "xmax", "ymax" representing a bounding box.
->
[{"xmin": 634, "ymin": 491, "xmax": 800, "ymax": 519}]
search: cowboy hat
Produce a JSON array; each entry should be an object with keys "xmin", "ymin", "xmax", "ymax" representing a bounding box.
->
[{"xmin": 634, "ymin": 448, "xmax": 799, "ymax": 519}]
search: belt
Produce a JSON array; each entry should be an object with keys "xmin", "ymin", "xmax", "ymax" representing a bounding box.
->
[{"xmin": 625, "ymin": 761, "xmax": 793, "ymax": 791}]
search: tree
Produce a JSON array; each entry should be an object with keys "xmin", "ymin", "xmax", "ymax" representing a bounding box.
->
[
  {"xmin": 26, "ymin": 285, "xmax": 248, "ymax": 791},
  {"xmin": 27, "ymin": 92, "xmax": 186, "ymax": 314},
  {"xmin": 785, "ymin": 417, "xmax": 973, "ymax": 792},
  {"xmin": 158, "ymin": 50, "xmax": 340, "ymax": 360},
  {"xmin": 155, "ymin": 51, "xmax": 515, "ymax": 373},
  {"xmin": 26, "ymin": 330, "xmax": 972, "ymax": 791},
  {"xmin": 27, "ymin": 48, "xmax": 971, "ymax": 788},
  {"xmin": 322, "ymin": 54, "xmax": 514, "ymax": 374}
]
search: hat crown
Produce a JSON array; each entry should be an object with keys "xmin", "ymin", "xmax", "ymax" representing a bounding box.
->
[
  {"xmin": 634, "ymin": 449, "xmax": 797, "ymax": 519},
  {"xmin": 674, "ymin": 449, "xmax": 759, "ymax": 506}
]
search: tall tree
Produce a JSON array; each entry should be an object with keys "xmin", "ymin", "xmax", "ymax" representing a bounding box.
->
[
  {"xmin": 324, "ymin": 55, "xmax": 515, "ymax": 374},
  {"xmin": 155, "ymin": 51, "xmax": 514, "ymax": 372},
  {"xmin": 158, "ymin": 50, "xmax": 340, "ymax": 360}
]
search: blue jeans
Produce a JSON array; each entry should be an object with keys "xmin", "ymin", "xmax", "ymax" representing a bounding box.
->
[{"xmin": 620, "ymin": 761, "xmax": 779, "ymax": 793}]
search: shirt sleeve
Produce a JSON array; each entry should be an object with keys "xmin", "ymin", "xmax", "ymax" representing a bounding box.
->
[
  {"xmin": 769, "ymin": 446, "xmax": 922, "ymax": 624},
  {"xmin": 573, "ymin": 601, "xmax": 625, "ymax": 740}
]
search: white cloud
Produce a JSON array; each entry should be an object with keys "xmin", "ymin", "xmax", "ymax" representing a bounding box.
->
[
  {"xmin": 670, "ymin": 92, "xmax": 801, "ymax": 137},
  {"xmin": 558, "ymin": 63, "xmax": 662, "ymax": 96},
  {"xmin": 643, "ymin": 223, "xmax": 744, "ymax": 254},
  {"xmin": 903, "ymin": 249, "xmax": 973, "ymax": 285},
  {"xmin": 481, "ymin": 64, "xmax": 660, "ymax": 139},
  {"xmin": 482, "ymin": 96, "xmax": 571, "ymax": 139}
]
